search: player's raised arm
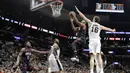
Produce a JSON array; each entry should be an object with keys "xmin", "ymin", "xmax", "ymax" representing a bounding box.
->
[
  {"xmin": 69, "ymin": 12, "xmax": 79, "ymax": 32},
  {"xmin": 100, "ymin": 25, "xmax": 116, "ymax": 32},
  {"xmin": 71, "ymin": 12, "xmax": 86, "ymax": 28},
  {"xmin": 75, "ymin": 6, "xmax": 92, "ymax": 24}
]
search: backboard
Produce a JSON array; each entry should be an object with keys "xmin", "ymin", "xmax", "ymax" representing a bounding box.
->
[{"xmin": 30, "ymin": 0, "xmax": 57, "ymax": 11}]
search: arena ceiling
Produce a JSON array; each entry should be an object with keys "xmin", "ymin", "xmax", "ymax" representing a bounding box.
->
[{"xmin": 0, "ymin": 0, "xmax": 130, "ymax": 35}]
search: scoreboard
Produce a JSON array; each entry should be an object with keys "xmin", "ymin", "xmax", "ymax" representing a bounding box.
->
[{"xmin": 96, "ymin": 3, "xmax": 124, "ymax": 13}]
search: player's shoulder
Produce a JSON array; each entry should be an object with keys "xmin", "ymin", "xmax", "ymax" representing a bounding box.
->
[
  {"xmin": 21, "ymin": 48, "xmax": 26, "ymax": 52},
  {"xmin": 53, "ymin": 43, "xmax": 58, "ymax": 46}
]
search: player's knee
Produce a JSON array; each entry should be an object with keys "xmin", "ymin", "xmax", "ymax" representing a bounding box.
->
[
  {"xmin": 90, "ymin": 53, "xmax": 94, "ymax": 57},
  {"xmin": 96, "ymin": 53, "xmax": 102, "ymax": 59},
  {"xmin": 90, "ymin": 53, "xmax": 95, "ymax": 60}
]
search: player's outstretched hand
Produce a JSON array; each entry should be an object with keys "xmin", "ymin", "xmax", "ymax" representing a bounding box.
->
[
  {"xmin": 75, "ymin": 6, "xmax": 79, "ymax": 12},
  {"xmin": 112, "ymin": 29, "xmax": 116, "ymax": 32}
]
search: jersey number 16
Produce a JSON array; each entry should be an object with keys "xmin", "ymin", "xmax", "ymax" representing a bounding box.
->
[{"xmin": 91, "ymin": 26, "xmax": 99, "ymax": 33}]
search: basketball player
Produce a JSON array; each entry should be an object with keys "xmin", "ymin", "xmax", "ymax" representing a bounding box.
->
[
  {"xmin": 13, "ymin": 41, "xmax": 48, "ymax": 73},
  {"xmin": 75, "ymin": 6, "xmax": 116, "ymax": 73},
  {"xmin": 69, "ymin": 11, "xmax": 87, "ymax": 62},
  {"xmin": 48, "ymin": 38, "xmax": 63, "ymax": 73}
]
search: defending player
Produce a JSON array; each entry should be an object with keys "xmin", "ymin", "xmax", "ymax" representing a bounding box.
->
[
  {"xmin": 75, "ymin": 6, "xmax": 115, "ymax": 73},
  {"xmin": 48, "ymin": 38, "xmax": 63, "ymax": 73}
]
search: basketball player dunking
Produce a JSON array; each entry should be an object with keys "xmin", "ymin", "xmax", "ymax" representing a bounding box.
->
[
  {"xmin": 13, "ymin": 41, "xmax": 48, "ymax": 73},
  {"xmin": 75, "ymin": 6, "xmax": 116, "ymax": 73},
  {"xmin": 69, "ymin": 11, "xmax": 87, "ymax": 62},
  {"xmin": 48, "ymin": 38, "xmax": 63, "ymax": 73}
]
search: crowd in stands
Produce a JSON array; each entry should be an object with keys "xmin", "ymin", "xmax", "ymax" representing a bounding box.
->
[{"xmin": 0, "ymin": 40, "xmax": 130, "ymax": 73}]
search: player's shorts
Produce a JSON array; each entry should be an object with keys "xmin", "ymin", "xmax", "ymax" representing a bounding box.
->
[
  {"xmin": 89, "ymin": 39, "xmax": 101, "ymax": 54},
  {"xmin": 48, "ymin": 54, "xmax": 63, "ymax": 72},
  {"xmin": 19, "ymin": 62, "xmax": 34, "ymax": 72},
  {"xmin": 73, "ymin": 37, "xmax": 86, "ymax": 48}
]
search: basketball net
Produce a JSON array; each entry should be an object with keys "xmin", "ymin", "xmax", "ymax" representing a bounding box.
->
[{"xmin": 50, "ymin": 0, "xmax": 63, "ymax": 17}]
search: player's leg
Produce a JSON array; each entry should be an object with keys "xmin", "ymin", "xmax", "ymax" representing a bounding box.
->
[
  {"xmin": 90, "ymin": 53, "xmax": 95, "ymax": 73},
  {"xmin": 48, "ymin": 56, "xmax": 61, "ymax": 73},
  {"xmin": 71, "ymin": 39, "xmax": 80, "ymax": 62},
  {"xmin": 20, "ymin": 65, "xmax": 27, "ymax": 73},
  {"xmin": 95, "ymin": 55, "xmax": 100, "ymax": 73},
  {"xmin": 96, "ymin": 42, "xmax": 103, "ymax": 73},
  {"xmin": 89, "ymin": 41, "xmax": 96, "ymax": 73},
  {"xmin": 72, "ymin": 40, "xmax": 78, "ymax": 56},
  {"xmin": 96, "ymin": 53, "xmax": 103, "ymax": 73}
]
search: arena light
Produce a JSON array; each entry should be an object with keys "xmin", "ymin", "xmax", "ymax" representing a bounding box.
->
[
  {"xmin": 109, "ymin": 38, "xmax": 115, "ymax": 40},
  {"xmin": 19, "ymin": 22, "xmax": 22, "ymax": 25},
  {"xmin": 49, "ymin": 31, "xmax": 54, "ymax": 34},
  {"xmin": 38, "ymin": 28, "xmax": 41, "ymax": 31},
  {"xmin": 104, "ymin": 37, "xmax": 109, "ymax": 40},
  {"xmin": 105, "ymin": 31, "xmax": 130, "ymax": 34},
  {"xmin": 5, "ymin": 18, "xmax": 10, "ymax": 21},
  {"xmin": 115, "ymin": 38, "xmax": 120, "ymax": 41},
  {"xmin": 54, "ymin": 32, "xmax": 58, "ymax": 36},
  {"xmin": 108, "ymin": 51, "xmax": 114, "ymax": 54},
  {"xmin": 83, "ymin": 49, "xmax": 89, "ymax": 52},
  {"xmin": 126, "ymin": 32, "xmax": 130, "ymax": 34},
  {"xmin": 21, "ymin": 23, "xmax": 24, "ymax": 26},
  {"xmin": 127, "ymin": 50, "xmax": 130, "ymax": 53},
  {"xmin": 70, "ymin": 36, "xmax": 72, "ymax": 39},
  {"xmin": 121, "ymin": 38, "xmax": 126, "ymax": 41},
  {"xmin": 1, "ymin": 17, "xmax": 5, "ymax": 20},
  {"xmin": 40, "ymin": 28, "xmax": 43, "ymax": 31},
  {"xmin": 58, "ymin": 33, "xmax": 68, "ymax": 38},
  {"xmin": 11, "ymin": 20, "xmax": 14, "ymax": 23},
  {"xmin": 24, "ymin": 24, "xmax": 31, "ymax": 28},
  {"xmin": 31, "ymin": 25, "xmax": 37, "ymax": 30},
  {"xmin": 114, "ymin": 62, "xmax": 119, "ymax": 65},
  {"xmin": 42, "ymin": 29, "xmax": 48, "ymax": 33},
  {"xmin": 73, "ymin": 37, "xmax": 77, "ymax": 39},
  {"xmin": 68, "ymin": 36, "xmax": 73, "ymax": 39},
  {"xmin": 124, "ymin": 38, "xmax": 126, "ymax": 41},
  {"xmin": 68, "ymin": 36, "xmax": 70, "ymax": 39},
  {"xmin": 14, "ymin": 36, "xmax": 21, "ymax": 40},
  {"xmin": 14, "ymin": 21, "xmax": 19, "ymax": 24}
]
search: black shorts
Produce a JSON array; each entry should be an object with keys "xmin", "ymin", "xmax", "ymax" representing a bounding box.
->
[
  {"xmin": 73, "ymin": 37, "xmax": 86, "ymax": 49},
  {"xmin": 20, "ymin": 62, "xmax": 34, "ymax": 72}
]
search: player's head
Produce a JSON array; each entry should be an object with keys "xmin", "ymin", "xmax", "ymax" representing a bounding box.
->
[
  {"xmin": 54, "ymin": 38, "xmax": 60, "ymax": 44},
  {"xmin": 93, "ymin": 16, "xmax": 100, "ymax": 23},
  {"xmin": 81, "ymin": 20, "xmax": 86, "ymax": 24},
  {"xmin": 25, "ymin": 41, "xmax": 32, "ymax": 48}
]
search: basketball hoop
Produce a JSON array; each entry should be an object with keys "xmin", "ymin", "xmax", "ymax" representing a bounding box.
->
[{"xmin": 50, "ymin": 0, "xmax": 63, "ymax": 17}]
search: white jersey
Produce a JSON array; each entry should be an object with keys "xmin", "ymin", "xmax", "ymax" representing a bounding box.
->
[
  {"xmin": 48, "ymin": 43, "xmax": 63, "ymax": 72},
  {"xmin": 49, "ymin": 43, "xmax": 60, "ymax": 59},
  {"xmin": 88, "ymin": 22, "xmax": 101, "ymax": 40}
]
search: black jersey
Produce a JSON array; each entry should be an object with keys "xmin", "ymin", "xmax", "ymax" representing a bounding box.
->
[
  {"xmin": 21, "ymin": 48, "xmax": 32, "ymax": 63},
  {"xmin": 76, "ymin": 27, "xmax": 86, "ymax": 37}
]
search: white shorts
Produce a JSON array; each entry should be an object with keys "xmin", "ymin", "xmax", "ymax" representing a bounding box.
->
[
  {"xmin": 89, "ymin": 39, "xmax": 101, "ymax": 54},
  {"xmin": 48, "ymin": 54, "xmax": 63, "ymax": 73}
]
